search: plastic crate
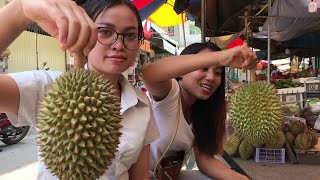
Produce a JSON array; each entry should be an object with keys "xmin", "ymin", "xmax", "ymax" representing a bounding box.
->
[{"xmin": 255, "ymin": 148, "xmax": 285, "ymax": 164}]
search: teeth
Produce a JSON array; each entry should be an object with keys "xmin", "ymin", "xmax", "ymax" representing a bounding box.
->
[{"xmin": 200, "ymin": 84, "xmax": 212, "ymax": 90}]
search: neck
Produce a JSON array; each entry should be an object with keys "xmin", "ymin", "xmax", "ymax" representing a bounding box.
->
[
  {"xmin": 179, "ymin": 85, "xmax": 197, "ymax": 124},
  {"xmin": 87, "ymin": 64, "xmax": 121, "ymax": 97}
]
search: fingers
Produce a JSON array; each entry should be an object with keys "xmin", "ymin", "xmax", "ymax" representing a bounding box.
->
[
  {"xmin": 43, "ymin": 0, "xmax": 96, "ymax": 55},
  {"xmin": 239, "ymin": 45, "xmax": 258, "ymax": 70}
]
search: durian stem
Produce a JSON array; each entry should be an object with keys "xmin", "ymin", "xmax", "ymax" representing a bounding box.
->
[
  {"xmin": 250, "ymin": 68, "xmax": 256, "ymax": 82},
  {"xmin": 74, "ymin": 52, "xmax": 85, "ymax": 69}
]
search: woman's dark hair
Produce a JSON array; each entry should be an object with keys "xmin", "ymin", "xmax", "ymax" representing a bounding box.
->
[
  {"xmin": 83, "ymin": 0, "xmax": 144, "ymax": 40},
  {"xmin": 179, "ymin": 42, "xmax": 226, "ymax": 156}
]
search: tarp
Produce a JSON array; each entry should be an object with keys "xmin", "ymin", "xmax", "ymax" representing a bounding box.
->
[{"xmin": 259, "ymin": 0, "xmax": 320, "ymax": 41}]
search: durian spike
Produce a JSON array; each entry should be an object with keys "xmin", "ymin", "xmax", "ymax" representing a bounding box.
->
[{"xmin": 74, "ymin": 51, "xmax": 85, "ymax": 69}]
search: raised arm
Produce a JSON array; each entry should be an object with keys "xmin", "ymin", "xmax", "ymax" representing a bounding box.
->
[{"xmin": 141, "ymin": 45, "xmax": 257, "ymax": 100}]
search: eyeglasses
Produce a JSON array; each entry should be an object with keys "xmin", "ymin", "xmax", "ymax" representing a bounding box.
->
[{"xmin": 97, "ymin": 27, "xmax": 143, "ymax": 51}]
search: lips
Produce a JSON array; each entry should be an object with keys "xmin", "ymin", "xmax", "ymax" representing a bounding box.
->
[
  {"xmin": 108, "ymin": 55, "xmax": 127, "ymax": 63},
  {"xmin": 200, "ymin": 83, "xmax": 214, "ymax": 95}
]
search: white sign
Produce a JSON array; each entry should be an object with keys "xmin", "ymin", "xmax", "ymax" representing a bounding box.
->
[
  {"xmin": 307, "ymin": 84, "xmax": 319, "ymax": 91},
  {"xmin": 163, "ymin": 40, "xmax": 176, "ymax": 55},
  {"xmin": 285, "ymin": 95, "xmax": 297, "ymax": 102}
]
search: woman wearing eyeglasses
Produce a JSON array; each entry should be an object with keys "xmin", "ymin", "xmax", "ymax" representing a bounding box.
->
[{"xmin": 0, "ymin": 0, "xmax": 158, "ymax": 179}]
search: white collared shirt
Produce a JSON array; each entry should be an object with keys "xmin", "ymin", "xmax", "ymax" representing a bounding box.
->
[
  {"xmin": 7, "ymin": 70, "xmax": 159, "ymax": 180},
  {"xmin": 147, "ymin": 79, "xmax": 194, "ymax": 171}
]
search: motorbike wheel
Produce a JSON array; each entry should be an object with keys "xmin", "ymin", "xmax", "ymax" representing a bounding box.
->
[{"xmin": 1, "ymin": 125, "xmax": 30, "ymax": 145}]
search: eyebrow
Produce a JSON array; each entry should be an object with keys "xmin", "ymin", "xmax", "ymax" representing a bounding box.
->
[{"xmin": 96, "ymin": 22, "xmax": 138, "ymax": 31}]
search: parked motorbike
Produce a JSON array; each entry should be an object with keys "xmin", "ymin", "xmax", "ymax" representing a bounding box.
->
[{"xmin": 0, "ymin": 113, "xmax": 30, "ymax": 145}]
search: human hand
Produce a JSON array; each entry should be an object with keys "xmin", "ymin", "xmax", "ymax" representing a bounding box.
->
[
  {"xmin": 18, "ymin": 0, "xmax": 97, "ymax": 55},
  {"xmin": 219, "ymin": 45, "xmax": 258, "ymax": 70}
]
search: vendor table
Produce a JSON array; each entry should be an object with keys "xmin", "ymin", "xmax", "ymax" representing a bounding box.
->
[{"xmin": 223, "ymin": 152, "xmax": 320, "ymax": 180}]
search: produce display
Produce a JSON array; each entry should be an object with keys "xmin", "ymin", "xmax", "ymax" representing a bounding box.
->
[
  {"xmin": 37, "ymin": 69, "xmax": 122, "ymax": 180},
  {"xmin": 284, "ymin": 121, "xmax": 319, "ymax": 150},
  {"xmin": 271, "ymin": 79, "xmax": 303, "ymax": 89}
]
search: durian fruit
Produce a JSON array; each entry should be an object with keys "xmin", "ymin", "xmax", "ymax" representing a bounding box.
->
[
  {"xmin": 306, "ymin": 130, "xmax": 319, "ymax": 147},
  {"xmin": 289, "ymin": 121, "xmax": 306, "ymax": 137},
  {"xmin": 285, "ymin": 132, "xmax": 295, "ymax": 146},
  {"xmin": 224, "ymin": 132, "xmax": 242, "ymax": 156},
  {"xmin": 229, "ymin": 81, "xmax": 283, "ymax": 146},
  {"xmin": 282, "ymin": 123, "xmax": 290, "ymax": 133},
  {"xmin": 37, "ymin": 69, "xmax": 122, "ymax": 180},
  {"xmin": 295, "ymin": 133, "xmax": 312, "ymax": 150},
  {"xmin": 239, "ymin": 140, "xmax": 255, "ymax": 160},
  {"xmin": 265, "ymin": 130, "xmax": 285, "ymax": 149}
]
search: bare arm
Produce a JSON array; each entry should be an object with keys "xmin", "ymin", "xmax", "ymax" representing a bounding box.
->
[
  {"xmin": 0, "ymin": 0, "xmax": 31, "ymax": 52},
  {"xmin": 141, "ymin": 45, "xmax": 257, "ymax": 100},
  {"xmin": 193, "ymin": 146, "xmax": 249, "ymax": 180},
  {"xmin": 0, "ymin": 75, "xmax": 20, "ymax": 113},
  {"xmin": 128, "ymin": 145, "xmax": 150, "ymax": 180}
]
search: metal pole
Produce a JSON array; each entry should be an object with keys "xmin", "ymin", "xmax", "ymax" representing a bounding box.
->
[
  {"xmin": 181, "ymin": 14, "xmax": 187, "ymax": 47},
  {"xmin": 267, "ymin": 0, "xmax": 271, "ymax": 82},
  {"xmin": 36, "ymin": 30, "xmax": 39, "ymax": 70},
  {"xmin": 201, "ymin": 0, "xmax": 206, "ymax": 43}
]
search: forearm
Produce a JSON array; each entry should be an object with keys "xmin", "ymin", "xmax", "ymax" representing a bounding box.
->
[
  {"xmin": 0, "ymin": 0, "xmax": 31, "ymax": 53},
  {"xmin": 128, "ymin": 145, "xmax": 150, "ymax": 180},
  {"xmin": 142, "ymin": 51, "xmax": 228, "ymax": 82},
  {"xmin": 197, "ymin": 157, "xmax": 243, "ymax": 180},
  {"xmin": 194, "ymin": 147, "xmax": 248, "ymax": 180}
]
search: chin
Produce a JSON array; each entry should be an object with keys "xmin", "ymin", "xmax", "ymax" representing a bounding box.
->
[{"xmin": 197, "ymin": 94, "xmax": 211, "ymax": 101}]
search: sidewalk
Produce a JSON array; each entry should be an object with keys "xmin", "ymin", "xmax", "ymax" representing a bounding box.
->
[{"xmin": 0, "ymin": 162, "xmax": 38, "ymax": 180}]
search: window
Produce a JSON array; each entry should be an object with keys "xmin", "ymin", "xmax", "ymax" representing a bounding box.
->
[{"xmin": 189, "ymin": 25, "xmax": 201, "ymax": 35}]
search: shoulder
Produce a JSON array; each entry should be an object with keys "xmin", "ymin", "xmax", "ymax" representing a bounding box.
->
[{"xmin": 134, "ymin": 88, "xmax": 150, "ymax": 105}]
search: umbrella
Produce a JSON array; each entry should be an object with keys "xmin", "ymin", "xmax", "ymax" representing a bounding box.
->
[{"xmin": 133, "ymin": 0, "xmax": 199, "ymax": 27}]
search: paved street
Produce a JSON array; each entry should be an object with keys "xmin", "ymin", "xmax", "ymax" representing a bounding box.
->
[{"xmin": 0, "ymin": 127, "xmax": 38, "ymax": 180}]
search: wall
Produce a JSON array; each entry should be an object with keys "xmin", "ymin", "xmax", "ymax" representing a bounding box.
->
[{"xmin": 8, "ymin": 31, "xmax": 66, "ymax": 73}]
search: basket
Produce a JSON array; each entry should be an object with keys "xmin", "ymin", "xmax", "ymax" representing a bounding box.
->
[{"xmin": 255, "ymin": 148, "xmax": 285, "ymax": 164}]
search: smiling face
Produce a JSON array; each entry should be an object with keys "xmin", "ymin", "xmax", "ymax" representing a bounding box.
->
[
  {"xmin": 179, "ymin": 48, "xmax": 223, "ymax": 101},
  {"xmin": 87, "ymin": 4, "xmax": 139, "ymax": 78}
]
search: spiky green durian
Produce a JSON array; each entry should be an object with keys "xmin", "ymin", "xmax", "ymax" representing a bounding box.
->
[
  {"xmin": 289, "ymin": 121, "xmax": 306, "ymax": 137},
  {"xmin": 224, "ymin": 132, "xmax": 242, "ymax": 156},
  {"xmin": 285, "ymin": 132, "xmax": 295, "ymax": 146},
  {"xmin": 306, "ymin": 130, "xmax": 319, "ymax": 147},
  {"xmin": 265, "ymin": 130, "xmax": 285, "ymax": 149},
  {"xmin": 229, "ymin": 81, "xmax": 283, "ymax": 146},
  {"xmin": 239, "ymin": 140, "xmax": 255, "ymax": 160},
  {"xmin": 295, "ymin": 133, "xmax": 312, "ymax": 150},
  {"xmin": 36, "ymin": 69, "xmax": 122, "ymax": 180}
]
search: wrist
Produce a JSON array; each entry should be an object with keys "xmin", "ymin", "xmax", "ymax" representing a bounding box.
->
[
  {"xmin": 216, "ymin": 50, "xmax": 229, "ymax": 66},
  {"xmin": 12, "ymin": 0, "xmax": 32, "ymax": 27}
]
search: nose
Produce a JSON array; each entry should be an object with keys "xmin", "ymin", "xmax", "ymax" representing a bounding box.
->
[
  {"xmin": 111, "ymin": 35, "xmax": 125, "ymax": 51},
  {"xmin": 206, "ymin": 70, "xmax": 215, "ymax": 82}
]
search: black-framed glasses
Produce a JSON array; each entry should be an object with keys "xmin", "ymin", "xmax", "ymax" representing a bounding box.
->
[{"xmin": 97, "ymin": 27, "xmax": 143, "ymax": 51}]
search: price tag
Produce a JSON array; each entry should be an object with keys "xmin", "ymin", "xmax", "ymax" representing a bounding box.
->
[
  {"xmin": 285, "ymin": 95, "xmax": 297, "ymax": 102},
  {"xmin": 307, "ymin": 84, "xmax": 319, "ymax": 91}
]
